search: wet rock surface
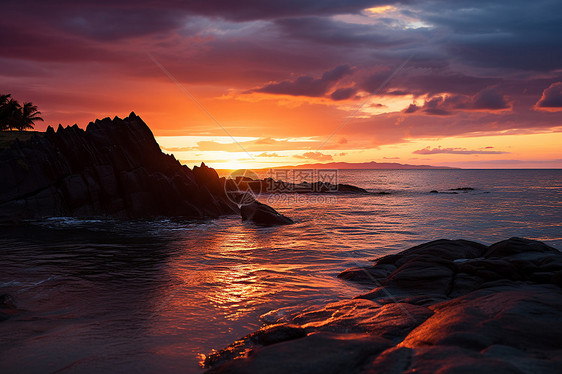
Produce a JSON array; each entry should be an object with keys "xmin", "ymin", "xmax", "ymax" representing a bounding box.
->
[
  {"xmin": 205, "ymin": 237, "xmax": 562, "ymax": 373},
  {"xmin": 240, "ymin": 200, "xmax": 294, "ymax": 226}
]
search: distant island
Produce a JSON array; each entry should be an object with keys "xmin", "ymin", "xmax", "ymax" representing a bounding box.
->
[{"xmin": 264, "ymin": 161, "xmax": 458, "ymax": 170}]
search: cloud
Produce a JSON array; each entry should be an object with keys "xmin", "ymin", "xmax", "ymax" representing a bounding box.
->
[
  {"xmin": 256, "ymin": 152, "xmax": 282, "ymax": 157},
  {"xmin": 2, "ymin": 0, "xmax": 562, "ymax": 146},
  {"xmin": 161, "ymin": 146, "xmax": 196, "ymax": 152},
  {"xmin": 413, "ymin": 146, "xmax": 510, "ymax": 155},
  {"xmin": 422, "ymin": 97, "xmax": 452, "ymax": 115},
  {"xmin": 250, "ymin": 65, "xmax": 353, "ymax": 97},
  {"xmin": 330, "ymin": 87, "xmax": 357, "ymax": 101},
  {"xmin": 337, "ymin": 137, "xmax": 348, "ymax": 144},
  {"xmin": 404, "ymin": 104, "xmax": 419, "ymax": 113},
  {"xmin": 255, "ymin": 137, "xmax": 275, "ymax": 144},
  {"xmin": 275, "ymin": 15, "xmax": 418, "ymax": 48},
  {"xmin": 294, "ymin": 151, "xmax": 333, "ymax": 161},
  {"xmin": 472, "ymin": 89, "xmax": 511, "ymax": 110},
  {"xmin": 178, "ymin": 1, "xmax": 401, "ymax": 21},
  {"xmin": 404, "ymin": 89, "xmax": 511, "ymax": 116},
  {"xmin": 536, "ymin": 82, "xmax": 562, "ymax": 110}
]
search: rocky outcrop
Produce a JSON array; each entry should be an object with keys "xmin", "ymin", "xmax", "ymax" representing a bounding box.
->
[
  {"xmin": 204, "ymin": 237, "xmax": 562, "ymax": 373},
  {"xmin": 0, "ymin": 113, "xmax": 288, "ymax": 223},
  {"xmin": 240, "ymin": 200, "xmax": 294, "ymax": 226},
  {"xmin": 225, "ymin": 177, "xmax": 371, "ymax": 195}
]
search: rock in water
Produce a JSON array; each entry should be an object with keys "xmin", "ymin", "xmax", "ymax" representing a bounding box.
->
[
  {"xmin": 240, "ymin": 201, "xmax": 294, "ymax": 226},
  {"xmin": 205, "ymin": 237, "xmax": 562, "ymax": 373},
  {"xmin": 0, "ymin": 112, "xmax": 270, "ymax": 221}
]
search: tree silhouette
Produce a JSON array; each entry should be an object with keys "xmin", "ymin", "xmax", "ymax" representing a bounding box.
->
[
  {"xmin": 0, "ymin": 94, "xmax": 12, "ymax": 131},
  {"xmin": 0, "ymin": 94, "xmax": 43, "ymax": 131},
  {"xmin": 18, "ymin": 102, "xmax": 43, "ymax": 131}
]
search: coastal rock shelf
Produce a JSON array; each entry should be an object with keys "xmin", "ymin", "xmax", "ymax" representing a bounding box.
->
[
  {"xmin": 0, "ymin": 113, "xmax": 240, "ymax": 221},
  {"xmin": 0, "ymin": 113, "xmax": 296, "ymax": 225},
  {"xmin": 204, "ymin": 237, "xmax": 562, "ymax": 373}
]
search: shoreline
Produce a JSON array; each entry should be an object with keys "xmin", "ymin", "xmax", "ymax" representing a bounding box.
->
[{"xmin": 204, "ymin": 237, "xmax": 562, "ymax": 373}]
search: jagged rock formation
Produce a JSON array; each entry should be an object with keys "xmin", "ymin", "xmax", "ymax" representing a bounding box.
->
[
  {"xmin": 0, "ymin": 112, "xmax": 242, "ymax": 221},
  {"xmin": 204, "ymin": 237, "xmax": 562, "ymax": 373}
]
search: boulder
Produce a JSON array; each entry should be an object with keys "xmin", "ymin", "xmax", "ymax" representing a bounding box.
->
[
  {"xmin": 207, "ymin": 332, "xmax": 392, "ymax": 374},
  {"xmin": 240, "ymin": 201, "xmax": 294, "ymax": 226}
]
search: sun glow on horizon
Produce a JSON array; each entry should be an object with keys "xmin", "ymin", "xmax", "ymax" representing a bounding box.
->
[{"xmin": 157, "ymin": 129, "xmax": 562, "ymax": 171}]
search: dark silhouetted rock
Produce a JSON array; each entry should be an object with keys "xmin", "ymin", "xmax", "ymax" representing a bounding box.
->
[
  {"xmin": 205, "ymin": 237, "xmax": 562, "ymax": 373},
  {"xmin": 240, "ymin": 200, "xmax": 294, "ymax": 226},
  {"xmin": 484, "ymin": 237, "xmax": 560, "ymax": 258},
  {"xmin": 206, "ymin": 332, "xmax": 392, "ymax": 374},
  {"xmin": 0, "ymin": 113, "xmax": 293, "ymax": 222},
  {"xmin": 224, "ymin": 176, "xmax": 370, "ymax": 195}
]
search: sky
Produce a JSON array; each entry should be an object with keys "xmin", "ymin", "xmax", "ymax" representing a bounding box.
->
[{"xmin": 2, "ymin": 0, "xmax": 562, "ymax": 169}]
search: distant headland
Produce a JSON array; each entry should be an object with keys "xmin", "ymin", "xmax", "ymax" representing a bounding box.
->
[{"xmin": 264, "ymin": 161, "xmax": 459, "ymax": 170}]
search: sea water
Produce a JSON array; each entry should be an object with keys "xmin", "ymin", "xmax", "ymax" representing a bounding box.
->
[{"xmin": 0, "ymin": 169, "xmax": 560, "ymax": 373}]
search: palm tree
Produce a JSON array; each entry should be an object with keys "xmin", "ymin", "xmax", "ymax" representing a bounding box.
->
[
  {"xmin": 0, "ymin": 94, "xmax": 10, "ymax": 107},
  {"xmin": 0, "ymin": 95, "xmax": 43, "ymax": 131},
  {"xmin": 16, "ymin": 102, "xmax": 43, "ymax": 131},
  {"xmin": 2, "ymin": 98, "xmax": 22, "ymax": 131},
  {"xmin": 0, "ymin": 94, "xmax": 12, "ymax": 131}
]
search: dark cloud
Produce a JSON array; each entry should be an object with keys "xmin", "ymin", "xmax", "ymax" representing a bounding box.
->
[
  {"xmin": 330, "ymin": 87, "xmax": 357, "ymax": 101},
  {"xmin": 391, "ymin": 71, "xmax": 502, "ymax": 97},
  {"xmin": 275, "ymin": 16, "xmax": 418, "ymax": 48},
  {"xmin": 424, "ymin": 108, "xmax": 451, "ymax": 116},
  {"xmin": 360, "ymin": 70, "xmax": 394, "ymax": 94},
  {"xmin": 422, "ymin": 96, "xmax": 452, "ymax": 115},
  {"xmin": 0, "ymin": 22, "xmax": 121, "ymax": 63},
  {"xmin": 472, "ymin": 89, "xmax": 510, "ymax": 110},
  {"xmin": 174, "ymin": 0, "xmax": 405, "ymax": 21},
  {"xmin": 413, "ymin": 146, "xmax": 509, "ymax": 155},
  {"xmin": 9, "ymin": 0, "xmax": 403, "ymax": 24},
  {"xmin": 404, "ymin": 104, "xmax": 419, "ymax": 113},
  {"xmin": 419, "ymin": 0, "xmax": 562, "ymax": 71},
  {"xmin": 2, "ymin": 0, "xmax": 562, "ymax": 142},
  {"xmin": 59, "ymin": 9, "xmax": 184, "ymax": 41},
  {"xmin": 251, "ymin": 65, "xmax": 352, "ymax": 97},
  {"xmin": 536, "ymin": 82, "xmax": 562, "ymax": 109},
  {"xmin": 295, "ymin": 151, "xmax": 334, "ymax": 161},
  {"xmin": 404, "ymin": 89, "xmax": 511, "ymax": 116}
]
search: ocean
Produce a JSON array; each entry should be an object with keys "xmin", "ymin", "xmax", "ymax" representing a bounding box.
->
[{"xmin": 1, "ymin": 169, "xmax": 561, "ymax": 373}]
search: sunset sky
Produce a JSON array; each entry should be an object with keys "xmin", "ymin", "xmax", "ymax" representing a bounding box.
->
[{"xmin": 2, "ymin": 0, "xmax": 562, "ymax": 169}]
